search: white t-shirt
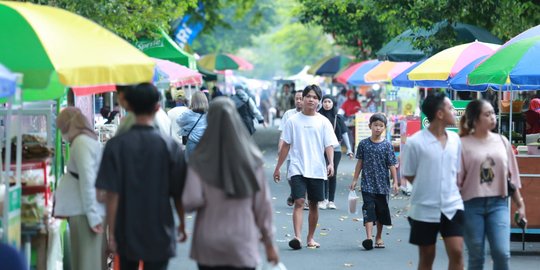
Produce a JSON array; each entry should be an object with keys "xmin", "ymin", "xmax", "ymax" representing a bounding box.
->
[
  {"xmin": 402, "ymin": 129, "xmax": 464, "ymax": 222},
  {"xmin": 282, "ymin": 113, "xmax": 339, "ymax": 180},
  {"xmin": 279, "ymin": 108, "xmax": 300, "ymax": 131},
  {"xmin": 167, "ymin": 106, "xmax": 188, "ymax": 145}
]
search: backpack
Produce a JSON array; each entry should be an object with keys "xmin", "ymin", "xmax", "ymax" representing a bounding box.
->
[{"xmin": 237, "ymin": 99, "xmax": 256, "ymax": 135}]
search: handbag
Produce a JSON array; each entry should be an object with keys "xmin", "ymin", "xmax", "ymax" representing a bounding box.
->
[
  {"xmin": 499, "ymin": 135, "xmax": 516, "ymax": 197},
  {"xmin": 183, "ymin": 113, "xmax": 203, "ymax": 145}
]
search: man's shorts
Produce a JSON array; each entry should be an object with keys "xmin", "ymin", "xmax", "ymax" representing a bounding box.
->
[
  {"xmin": 361, "ymin": 192, "xmax": 392, "ymax": 225},
  {"xmin": 408, "ymin": 210, "xmax": 464, "ymax": 246},
  {"xmin": 290, "ymin": 175, "xmax": 324, "ymax": 202}
]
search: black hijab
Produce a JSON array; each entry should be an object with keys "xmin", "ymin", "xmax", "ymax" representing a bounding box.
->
[{"xmin": 318, "ymin": 95, "xmax": 345, "ymax": 141}]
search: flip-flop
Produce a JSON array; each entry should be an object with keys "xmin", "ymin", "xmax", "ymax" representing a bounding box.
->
[
  {"xmin": 307, "ymin": 241, "xmax": 320, "ymax": 248},
  {"xmin": 288, "ymin": 238, "xmax": 302, "ymax": 250},
  {"xmin": 362, "ymin": 239, "xmax": 373, "ymax": 250},
  {"xmin": 375, "ymin": 242, "xmax": 385, "ymax": 248}
]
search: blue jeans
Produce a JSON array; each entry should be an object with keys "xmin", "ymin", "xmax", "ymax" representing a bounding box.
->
[{"xmin": 463, "ymin": 196, "xmax": 510, "ymax": 270}]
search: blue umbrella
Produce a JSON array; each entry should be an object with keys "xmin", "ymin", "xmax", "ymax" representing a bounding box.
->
[
  {"xmin": 347, "ymin": 60, "xmax": 380, "ymax": 85},
  {"xmin": 0, "ymin": 63, "xmax": 16, "ymax": 99},
  {"xmin": 391, "ymin": 60, "xmax": 427, "ymax": 87}
]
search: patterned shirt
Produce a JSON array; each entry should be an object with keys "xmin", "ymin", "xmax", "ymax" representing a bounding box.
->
[{"xmin": 356, "ymin": 138, "xmax": 397, "ymax": 194}]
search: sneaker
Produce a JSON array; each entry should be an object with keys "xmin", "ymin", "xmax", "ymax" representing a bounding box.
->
[
  {"xmin": 327, "ymin": 201, "xmax": 337, "ymax": 209},
  {"xmin": 303, "ymin": 202, "xmax": 309, "ymax": 210},
  {"xmin": 318, "ymin": 200, "xmax": 328, "ymax": 210},
  {"xmin": 286, "ymin": 196, "xmax": 293, "ymax": 206}
]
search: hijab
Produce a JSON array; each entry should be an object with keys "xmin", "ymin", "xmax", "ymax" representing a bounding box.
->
[
  {"xmin": 56, "ymin": 107, "xmax": 97, "ymax": 143},
  {"xmin": 189, "ymin": 97, "xmax": 263, "ymax": 198},
  {"xmin": 341, "ymin": 90, "xmax": 361, "ymax": 117},
  {"xmin": 530, "ymin": 98, "xmax": 540, "ymax": 112},
  {"xmin": 319, "ymin": 95, "xmax": 344, "ymax": 141}
]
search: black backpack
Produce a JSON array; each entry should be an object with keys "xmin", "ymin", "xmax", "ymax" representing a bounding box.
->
[{"xmin": 237, "ymin": 99, "xmax": 256, "ymax": 135}]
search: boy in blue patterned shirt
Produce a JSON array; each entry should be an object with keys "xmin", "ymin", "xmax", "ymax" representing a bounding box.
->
[{"xmin": 350, "ymin": 113, "xmax": 398, "ymax": 250}]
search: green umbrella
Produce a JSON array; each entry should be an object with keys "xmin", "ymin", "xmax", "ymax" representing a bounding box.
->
[
  {"xmin": 377, "ymin": 22, "xmax": 502, "ymax": 62},
  {"xmin": 135, "ymin": 29, "xmax": 197, "ymax": 70}
]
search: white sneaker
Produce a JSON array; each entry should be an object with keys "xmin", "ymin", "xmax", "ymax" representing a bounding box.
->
[
  {"xmin": 327, "ymin": 201, "xmax": 337, "ymax": 209},
  {"xmin": 303, "ymin": 201, "xmax": 310, "ymax": 210},
  {"xmin": 318, "ymin": 200, "xmax": 328, "ymax": 210}
]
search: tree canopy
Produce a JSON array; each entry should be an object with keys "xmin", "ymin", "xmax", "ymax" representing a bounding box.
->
[{"xmin": 297, "ymin": 0, "xmax": 540, "ymax": 59}]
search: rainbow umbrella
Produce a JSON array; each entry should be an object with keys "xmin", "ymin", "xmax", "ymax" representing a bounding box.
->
[
  {"xmin": 198, "ymin": 53, "xmax": 253, "ymax": 71},
  {"xmin": 0, "ymin": 1, "xmax": 154, "ymax": 93},
  {"xmin": 334, "ymin": 61, "xmax": 370, "ymax": 85},
  {"xmin": 364, "ymin": 61, "xmax": 415, "ymax": 83},
  {"xmin": 408, "ymin": 41, "xmax": 500, "ymax": 87},
  {"xmin": 469, "ymin": 36, "xmax": 540, "ymax": 86},
  {"xmin": 308, "ymin": 55, "xmax": 352, "ymax": 75},
  {"xmin": 391, "ymin": 60, "xmax": 425, "ymax": 87},
  {"xmin": 153, "ymin": 58, "xmax": 202, "ymax": 87},
  {"xmin": 347, "ymin": 60, "xmax": 380, "ymax": 85}
]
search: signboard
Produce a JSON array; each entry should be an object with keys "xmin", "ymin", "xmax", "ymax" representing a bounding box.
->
[
  {"xmin": 355, "ymin": 113, "xmax": 374, "ymax": 148},
  {"xmin": 421, "ymin": 100, "xmax": 470, "ymax": 133}
]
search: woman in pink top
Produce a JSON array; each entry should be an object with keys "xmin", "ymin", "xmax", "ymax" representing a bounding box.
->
[
  {"xmin": 458, "ymin": 99, "xmax": 527, "ymax": 270},
  {"xmin": 182, "ymin": 97, "xmax": 279, "ymax": 270}
]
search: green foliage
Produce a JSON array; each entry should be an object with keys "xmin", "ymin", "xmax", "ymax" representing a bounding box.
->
[
  {"xmin": 297, "ymin": 0, "xmax": 540, "ymax": 57},
  {"xmin": 17, "ymin": 0, "xmax": 197, "ymax": 40}
]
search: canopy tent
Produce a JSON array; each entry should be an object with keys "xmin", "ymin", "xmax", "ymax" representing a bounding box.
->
[{"xmin": 135, "ymin": 29, "xmax": 197, "ymax": 70}]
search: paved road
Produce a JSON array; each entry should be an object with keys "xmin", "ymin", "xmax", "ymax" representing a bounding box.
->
[{"xmin": 169, "ymin": 126, "xmax": 539, "ymax": 269}]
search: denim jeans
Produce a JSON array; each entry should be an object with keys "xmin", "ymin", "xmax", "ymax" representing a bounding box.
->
[{"xmin": 463, "ymin": 196, "xmax": 510, "ymax": 270}]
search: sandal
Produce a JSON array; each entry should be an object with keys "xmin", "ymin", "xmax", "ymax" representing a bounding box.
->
[
  {"xmin": 362, "ymin": 239, "xmax": 373, "ymax": 250},
  {"xmin": 307, "ymin": 241, "xmax": 320, "ymax": 248},
  {"xmin": 375, "ymin": 241, "xmax": 385, "ymax": 248},
  {"xmin": 288, "ymin": 238, "xmax": 302, "ymax": 250}
]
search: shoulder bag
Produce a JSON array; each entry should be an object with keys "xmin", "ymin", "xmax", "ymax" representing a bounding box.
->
[{"xmin": 182, "ymin": 113, "xmax": 203, "ymax": 145}]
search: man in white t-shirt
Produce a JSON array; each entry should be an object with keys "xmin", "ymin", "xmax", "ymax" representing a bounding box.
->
[
  {"xmin": 278, "ymin": 90, "xmax": 303, "ymax": 206},
  {"xmin": 402, "ymin": 93, "xmax": 464, "ymax": 270},
  {"xmin": 273, "ymin": 85, "xmax": 339, "ymax": 250}
]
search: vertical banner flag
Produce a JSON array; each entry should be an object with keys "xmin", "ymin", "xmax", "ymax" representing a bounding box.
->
[{"xmin": 173, "ymin": 2, "xmax": 205, "ymax": 49}]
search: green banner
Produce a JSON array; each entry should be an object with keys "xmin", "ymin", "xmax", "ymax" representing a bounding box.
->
[{"xmin": 421, "ymin": 100, "xmax": 470, "ymax": 133}]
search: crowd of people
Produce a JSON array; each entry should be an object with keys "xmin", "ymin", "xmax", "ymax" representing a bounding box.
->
[{"xmin": 49, "ymin": 82, "xmax": 529, "ymax": 270}]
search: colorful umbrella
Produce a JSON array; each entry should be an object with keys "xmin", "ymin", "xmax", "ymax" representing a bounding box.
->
[
  {"xmin": 334, "ymin": 61, "xmax": 369, "ymax": 85},
  {"xmin": 377, "ymin": 22, "xmax": 502, "ymax": 62},
  {"xmin": 0, "ymin": 1, "xmax": 154, "ymax": 91},
  {"xmin": 198, "ymin": 53, "xmax": 253, "ymax": 71},
  {"xmin": 153, "ymin": 58, "xmax": 202, "ymax": 87},
  {"xmin": 408, "ymin": 41, "xmax": 500, "ymax": 87},
  {"xmin": 135, "ymin": 29, "xmax": 197, "ymax": 70},
  {"xmin": 0, "ymin": 63, "xmax": 16, "ymax": 98},
  {"xmin": 347, "ymin": 60, "xmax": 380, "ymax": 85},
  {"xmin": 307, "ymin": 55, "xmax": 352, "ymax": 75},
  {"xmin": 468, "ymin": 36, "xmax": 540, "ymax": 86},
  {"xmin": 364, "ymin": 61, "xmax": 415, "ymax": 83}
]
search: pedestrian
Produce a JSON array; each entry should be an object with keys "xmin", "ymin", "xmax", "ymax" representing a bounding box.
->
[
  {"xmin": 318, "ymin": 95, "xmax": 354, "ymax": 210},
  {"xmin": 231, "ymin": 85, "xmax": 265, "ymax": 135},
  {"xmin": 182, "ymin": 97, "xmax": 279, "ymax": 270},
  {"xmin": 340, "ymin": 89, "xmax": 361, "ymax": 117},
  {"xmin": 458, "ymin": 99, "xmax": 527, "ymax": 270},
  {"xmin": 401, "ymin": 93, "xmax": 464, "ymax": 270},
  {"xmin": 177, "ymin": 91, "xmax": 208, "ymax": 160},
  {"xmin": 54, "ymin": 107, "xmax": 105, "ymax": 270},
  {"xmin": 349, "ymin": 113, "xmax": 398, "ymax": 250},
  {"xmin": 96, "ymin": 83, "xmax": 187, "ymax": 270},
  {"xmin": 0, "ymin": 243, "xmax": 27, "ymax": 270},
  {"xmin": 336, "ymin": 88, "xmax": 347, "ymax": 110},
  {"xmin": 525, "ymin": 98, "xmax": 540, "ymax": 134},
  {"xmin": 278, "ymin": 90, "xmax": 303, "ymax": 207},
  {"xmin": 273, "ymin": 84, "xmax": 339, "ymax": 250},
  {"xmin": 167, "ymin": 93, "xmax": 189, "ymax": 146}
]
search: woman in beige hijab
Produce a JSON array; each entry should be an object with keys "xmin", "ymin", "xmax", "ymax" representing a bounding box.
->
[
  {"xmin": 54, "ymin": 107, "xmax": 105, "ymax": 270},
  {"xmin": 183, "ymin": 97, "xmax": 279, "ymax": 270}
]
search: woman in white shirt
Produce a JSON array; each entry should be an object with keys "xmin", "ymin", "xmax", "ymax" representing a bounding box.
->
[{"xmin": 54, "ymin": 107, "xmax": 104, "ymax": 270}]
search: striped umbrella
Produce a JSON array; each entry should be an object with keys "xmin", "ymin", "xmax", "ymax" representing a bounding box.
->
[
  {"xmin": 198, "ymin": 53, "xmax": 253, "ymax": 71},
  {"xmin": 347, "ymin": 60, "xmax": 380, "ymax": 85},
  {"xmin": 308, "ymin": 55, "xmax": 352, "ymax": 75},
  {"xmin": 364, "ymin": 61, "xmax": 415, "ymax": 83}
]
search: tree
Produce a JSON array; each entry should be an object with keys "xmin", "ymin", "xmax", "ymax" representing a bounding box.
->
[
  {"xmin": 297, "ymin": 0, "xmax": 540, "ymax": 58},
  {"xmin": 18, "ymin": 0, "xmax": 197, "ymax": 40}
]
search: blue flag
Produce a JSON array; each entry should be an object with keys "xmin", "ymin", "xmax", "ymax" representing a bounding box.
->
[{"xmin": 173, "ymin": 2, "xmax": 204, "ymax": 49}]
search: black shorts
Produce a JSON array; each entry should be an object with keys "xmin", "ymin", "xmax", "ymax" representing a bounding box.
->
[
  {"xmin": 408, "ymin": 210, "xmax": 464, "ymax": 246},
  {"xmin": 361, "ymin": 192, "xmax": 392, "ymax": 226},
  {"xmin": 290, "ymin": 175, "xmax": 324, "ymax": 202}
]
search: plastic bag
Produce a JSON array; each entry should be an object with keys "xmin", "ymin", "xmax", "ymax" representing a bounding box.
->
[{"xmin": 348, "ymin": 190, "xmax": 359, "ymax": 214}]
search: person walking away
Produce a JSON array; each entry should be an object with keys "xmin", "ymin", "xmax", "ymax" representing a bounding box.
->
[
  {"xmin": 167, "ymin": 93, "xmax": 189, "ymax": 146},
  {"xmin": 96, "ymin": 83, "xmax": 187, "ymax": 270},
  {"xmin": 231, "ymin": 85, "xmax": 265, "ymax": 135},
  {"xmin": 458, "ymin": 99, "xmax": 526, "ymax": 270},
  {"xmin": 525, "ymin": 98, "xmax": 540, "ymax": 134},
  {"xmin": 273, "ymin": 84, "xmax": 339, "ymax": 250},
  {"xmin": 177, "ymin": 91, "xmax": 208, "ymax": 160},
  {"xmin": 401, "ymin": 93, "xmax": 464, "ymax": 270},
  {"xmin": 349, "ymin": 113, "xmax": 397, "ymax": 250},
  {"xmin": 318, "ymin": 95, "xmax": 354, "ymax": 210},
  {"xmin": 278, "ymin": 90, "xmax": 303, "ymax": 207},
  {"xmin": 182, "ymin": 97, "xmax": 279, "ymax": 270},
  {"xmin": 54, "ymin": 107, "xmax": 105, "ymax": 270}
]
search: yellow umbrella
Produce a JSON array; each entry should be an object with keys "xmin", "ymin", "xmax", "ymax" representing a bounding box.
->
[{"xmin": 0, "ymin": 1, "xmax": 154, "ymax": 90}]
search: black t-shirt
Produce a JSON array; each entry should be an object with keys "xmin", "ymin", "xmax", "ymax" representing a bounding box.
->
[{"xmin": 96, "ymin": 125, "xmax": 186, "ymax": 261}]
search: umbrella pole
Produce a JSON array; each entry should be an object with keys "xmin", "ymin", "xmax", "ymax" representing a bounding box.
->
[
  {"xmin": 498, "ymin": 87, "xmax": 503, "ymax": 134},
  {"xmin": 509, "ymin": 90, "xmax": 513, "ymax": 144}
]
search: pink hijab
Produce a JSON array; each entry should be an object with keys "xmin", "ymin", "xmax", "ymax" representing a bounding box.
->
[
  {"xmin": 56, "ymin": 107, "xmax": 97, "ymax": 143},
  {"xmin": 530, "ymin": 98, "xmax": 540, "ymax": 112}
]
